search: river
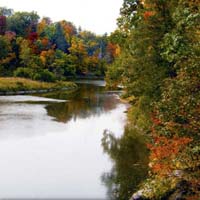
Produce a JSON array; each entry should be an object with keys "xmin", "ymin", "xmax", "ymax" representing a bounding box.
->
[
  {"xmin": 0, "ymin": 80, "xmax": 148, "ymax": 200},
  {"xmin": 0, "ymin": 80, "xmax": 127, "ymax": 199}
]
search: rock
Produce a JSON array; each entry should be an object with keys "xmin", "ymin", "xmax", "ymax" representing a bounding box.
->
[{"xmin": 130, "ymin": 190, "xmax": 146, "ymax": 200}]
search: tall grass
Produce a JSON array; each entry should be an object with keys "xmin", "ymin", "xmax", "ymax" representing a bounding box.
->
[{"xmin": 0, "ymin": 77, "xmax": 77, "ymax": 93}]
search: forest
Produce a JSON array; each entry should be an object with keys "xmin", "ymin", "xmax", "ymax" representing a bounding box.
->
[
  {"xmin": 0, "ymin": 7, "xmax": 120, "ymax": 82},
  {"xmin": 104, "ymin": 0, "xmax": 200, "ymax": 199},
  {"xmin": 0, "ymin": 0, "xmax": 199, "ymax": 199}
]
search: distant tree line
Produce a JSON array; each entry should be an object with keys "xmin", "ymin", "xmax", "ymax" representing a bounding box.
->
[{"xmin": 0, "ymin": 7, "xmax": 120, "ymax": 82}]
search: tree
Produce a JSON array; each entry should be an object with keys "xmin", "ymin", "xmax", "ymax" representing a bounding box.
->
[
  {"xmin": 60, "ymin": 20, "xmax": 77, "ymax": 46},
  {"xmin": 7, "ymin": 11, "xmax": 39, "ymax": 37},
  {"xmin": 0, "ymin": 35, "xmax": 9, "ymax": 59},
  {"xmin": 0, "ymin": 6, "xmax": 109, "ymax": 81},
  {"xmin": 147, "ymin": 2, "xmax": 200, "ymax": 198},
  {"xmin": 0, "ymin": 35, "xmax": 16, "ymax": 75},
  {"xmin": 106, "ymin": 0, "xmax": 200, "ymax": 199},
  {"xmin": 0, "ymin": 7, "xmax": 13, "ymax": 17},
  {"xmin": 41, "ymin": 23, "xmax": 56, "ymax": 44},
  {"xmin": 69, "ymin": 36, "xmax": 88, "ymax": 74},
  {"xmin": 17, "ymin": 37, "xmax": 41, "ymax": 69},
  {"xmin": 53, "ymin": 22, "xmax": 68, "ymax": 52},
  {"xmin": 0, "ymin": 16, "xmax": 6, "ymax": 35},
  {"xmin": 52, "ymin": 50, "xmax": 76, "ymax": 78},
  {"xmin": 40, "ymin": 49, "xmax": 55, "ymax": 69},
  {"xmin": 37, "ymin": 17, "xmax": 52, "ymax": 36},
  {"xmin": 117, "ymin": 0, "xmax": 141, "ymax": 32}
]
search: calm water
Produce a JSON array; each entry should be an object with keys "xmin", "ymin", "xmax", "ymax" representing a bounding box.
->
[{"xmin": 0, "ymin": 80, "xmax": 129, "ymax": 199}]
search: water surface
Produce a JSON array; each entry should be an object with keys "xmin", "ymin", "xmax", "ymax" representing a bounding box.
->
[{"xmin": 0, "ymin": 81, "xmax": 128, "ymax": 199}]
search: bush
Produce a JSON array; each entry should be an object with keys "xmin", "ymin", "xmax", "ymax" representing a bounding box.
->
[
  {"xmin": 33, "ymin": 69, "xmax": 56, "ymax": 82},
  {"xmin": 14, "ymin": 67, "xmax": 33, "ymax": 79}
]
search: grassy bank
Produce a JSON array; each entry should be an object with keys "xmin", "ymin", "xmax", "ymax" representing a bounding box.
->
[{"xmin": 0, "ymin": 77, "xmax": 78, "ymax": 94}]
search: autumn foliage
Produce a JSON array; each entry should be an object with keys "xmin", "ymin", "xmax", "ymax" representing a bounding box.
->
[
  {"xmin": 143, "ymin": 11, "xmax": 155, "ymax": 20},
  {"xmin": 0, "ymin": 7, "xmax": 113, "ymax": 80},
  {"xmin": 147, "ymin": 135, "xmax": 192, "ymax": 175},
  {"xmin": 106, "ymin": 42, "xmax": 121, "ymax": 59},
  {"xmin": 106, "ymin": 0, "xmax": 200, "ymax": 199}
]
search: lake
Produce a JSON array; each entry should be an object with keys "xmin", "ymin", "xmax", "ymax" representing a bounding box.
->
[{"xmin": 0, "ymin": 80, "xmax": 130, "ymax": 199}]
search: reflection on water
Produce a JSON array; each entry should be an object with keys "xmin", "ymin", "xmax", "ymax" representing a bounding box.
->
[
  {"xmin": 0, "ymin": 80, "xmax": 148, "ymax": 199},
  {"xmin": 101, "ymin": 127, "xmax": 149, "ymax": 200},
  {"xmin": 0, "ymin": 80, "xmax": 130, "ymax": 199},
  {"xmin": 44, "ymin": 84, "xmax": 119, "ymax": 123}
]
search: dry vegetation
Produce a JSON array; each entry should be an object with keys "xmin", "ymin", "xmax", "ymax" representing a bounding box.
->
[{"xmin": 0, "ymin": 77, "xmax": 77, "ymax": 93}]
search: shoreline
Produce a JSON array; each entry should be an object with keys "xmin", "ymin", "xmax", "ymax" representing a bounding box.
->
[
  {"xmin": 0, "ymin": 77, "xmax": 78, "ymax": 96},
  {"xmin": 0, "ymin": 87, "xmax": 76, "ymax": 95}
]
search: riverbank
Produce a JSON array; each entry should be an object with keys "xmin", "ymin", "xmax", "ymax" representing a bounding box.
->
[
  {"xmin": 67, "ymin": 74, "xmax": 105, "ymax": 81},
  {"xmin": 0, "ymin": 77, "xmax": 78, "ymax": 95}
]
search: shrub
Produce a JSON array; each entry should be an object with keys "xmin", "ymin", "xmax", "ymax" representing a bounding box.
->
[
  {"xmin": 14, "ymin": 67, "xmax": 33, "ymax": 79},
  {"xmin": 33, "ymin": 69, "xmax": 56, "ymax": 82}
]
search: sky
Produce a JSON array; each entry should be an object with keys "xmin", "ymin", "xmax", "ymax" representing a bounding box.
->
[{"xmin": 1, "ymin": 0, "xmax": 123, "ymax": 35}]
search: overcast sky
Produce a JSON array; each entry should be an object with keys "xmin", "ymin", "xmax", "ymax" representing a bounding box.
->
[{"xmin": 1, "ymin": 0, "xmax": 123, "ymax": 35}]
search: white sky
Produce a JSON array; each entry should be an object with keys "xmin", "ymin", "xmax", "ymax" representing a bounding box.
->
[{"xmin": 0, "ymin": 0, "xmax": 123, "ymax": 35}]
